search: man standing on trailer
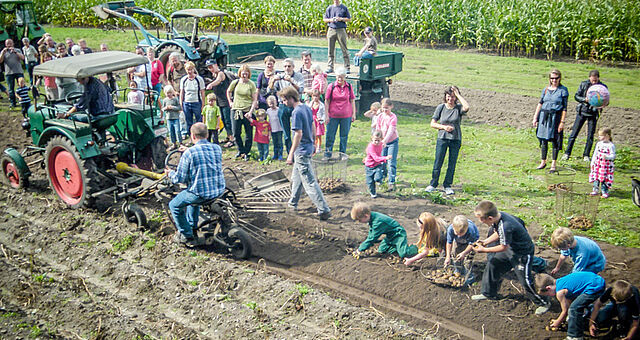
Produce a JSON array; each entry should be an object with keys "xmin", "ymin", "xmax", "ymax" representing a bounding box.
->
[
  {"xmin": 167, "ymin": 122, "xmax": 226, "ymax": 247},
  {"xmin": 323, "ymin": 0, "xmax": 351, "ymax": 74}
]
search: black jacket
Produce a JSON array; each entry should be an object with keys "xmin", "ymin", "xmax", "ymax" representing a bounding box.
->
[{"xmin": 574, "ymin": 80, "xmax": 606, "ymax": 116}]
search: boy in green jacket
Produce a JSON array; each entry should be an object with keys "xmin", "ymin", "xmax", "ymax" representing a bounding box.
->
[
  {"xmin": 202, "ymin": 93, "xmax": 221, "ymax": 144},
  {"xmin": 351, "ymin": 202, "xmax": 418, "ymax": 258}
]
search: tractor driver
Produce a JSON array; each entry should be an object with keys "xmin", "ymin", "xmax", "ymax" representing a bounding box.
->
[
  {"xmin": 166, "ymin": 122, "xmax": 226, "ymax": 247},
  {"xmin": 57, "ymin": 76, "xmax": 114, "ymax": 122}
]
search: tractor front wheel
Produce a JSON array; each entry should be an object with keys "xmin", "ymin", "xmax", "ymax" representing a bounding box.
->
[
  {"xmin": 45, "ymin": 136, "xmax": 98, "ymax": 208},
  {"xmin": 1, "ymin": 155, "xmax": 28, "ymax": 189}
]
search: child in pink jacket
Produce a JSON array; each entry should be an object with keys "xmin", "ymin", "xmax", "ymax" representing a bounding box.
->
[
  {"xmin": 375, "ymin": 98, "xmax": 399, "ymax": 190},
  {"xmin": 364, "ymin": 130, "xmax": 392, "ymax": 198}
]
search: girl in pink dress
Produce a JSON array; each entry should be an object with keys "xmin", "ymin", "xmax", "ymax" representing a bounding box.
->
[
  {"xmin": 307, "ymin": 89, "xmax": 326, "ymax": 153},
  {"xmin": 311, "ymin": 64, "xmax": 328, "ymax": 95},
  {"xmin": 589, "ymin": 128, "xmax": 616, "ymax": 198}
]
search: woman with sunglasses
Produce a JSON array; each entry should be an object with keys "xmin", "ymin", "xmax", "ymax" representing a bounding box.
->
[{"xmin": 532, "ymin": 69, "xmax": 569, "ymax": 172}]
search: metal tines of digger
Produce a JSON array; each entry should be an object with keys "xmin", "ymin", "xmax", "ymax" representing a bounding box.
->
[
  {"xmin": 236, "ymin": 218, "xmax": 267, "ymax": 244},
  {"xmin": 235, "ymin": 170, "xmax": 291, "ymax": 213}
]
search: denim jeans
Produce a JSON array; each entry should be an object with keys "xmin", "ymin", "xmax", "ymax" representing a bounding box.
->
[
  {"xmin": 182, "ymin": 101, "xmax": 202, "ymax": 134},
  {"xmin": 353, "ymin": 51, "xmax": 373, "ymax": 66},
  {"xmin": 220, "ymin": 106, "xmax": 233, "ymax": 138},
  {"xmin": 567, "ymin": 292, "xmax": 602, "ymax": 337},
  {"xmin": 289, "ymin": 154, "xmax": 330, "ymax": 214},
  {"xmin": 595, "ymin": 301, "xmax": 633, "ymax": 334},
  {"xmin": 25, "ymin": 61, "xmax": 37, "ymax": 84},
  {"xmin": 278, "ymin": 104, "xmax": 293, "ymax": 154},
  {"xmin": 381, "ymin": 138, "xmax": 399, "ymax": 184},
  {"xmin": 169, "ymin": 190, "xmax": 210, "ymax": 239},
  {"xmin": 233, "ymin": 109, "xmax": 253, "ymax": 155},
  {"xmin": 6, "ymin": 73, "xmax": 22, "ymax": 106},
  {"xmin": 271, "ymin": 131, "xmax": 284, "ymax": 160},
  {"xmin": 324, "ymin": 116, "xmax": 351, "ymax": 157},
  {"xmin": 365, "ymin": 164, "xmax": 384, "ymax": 195},
  {"xmin": 168, "ymin": 119, "xmax": 181, "ymax": 144},
  {"xmin": 430, "ymin": 138, "xmax": 461, "ymax": 188},
  {"xmin": 257, "ymin": 142, "xmax": 269, "ymax": 161}
]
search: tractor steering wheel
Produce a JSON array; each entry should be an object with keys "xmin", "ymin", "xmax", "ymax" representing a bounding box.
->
[
  {"xmin": 64, "ymin": 91, "xmax": 84, "ymax": 104},
  {"xmin": 165, "ymin": 149, "xmax": 184, "ymax": 170}
]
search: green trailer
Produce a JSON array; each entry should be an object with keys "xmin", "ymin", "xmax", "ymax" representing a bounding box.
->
[{"xmin": 226, "ymin": 41, "xmax": 403, "ymax": 114}]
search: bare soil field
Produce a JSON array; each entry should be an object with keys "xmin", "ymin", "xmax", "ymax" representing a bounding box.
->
[{"xmin": 1, "ymin": 81, "xmax": 639, "ymax": 339}]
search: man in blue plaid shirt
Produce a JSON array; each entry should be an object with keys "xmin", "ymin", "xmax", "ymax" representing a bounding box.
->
[{"xmin": 167, "ymin": 122, "xmax": 226, "ymax": 246}]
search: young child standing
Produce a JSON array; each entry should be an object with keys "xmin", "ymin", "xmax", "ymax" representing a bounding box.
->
[
  {"xmin": 442, "ymin": 215, "xmax": 480, "ymax": 283},
  {"xmin": 403, "ymin": 212, "xmax": 447, "ymax": 265},
  {"xmin": 376, "ymin": 98, "xmax": 399, "ymax": 190},
  {"xmin": 589, "ymin": 128, "xmax": 616, "ymax": 198},
  {"xmin": 202, "ymin": 93, "xmax": 221, "ymax": 144},
  {"xmin": 536, "ymin": 272, "xmax": 606, "ymax": 340},
  {"xmin": 310, "ymin": 63, "xmax": 328, "ymax": 95},
  {"xmin": 247, "ymin": 109, "xmax": 271, "ymax": 161},
  {"xmin": 127, "ymin": 80, "xmax": 144, "ymax": 104},
  {"xmin": 589, "ymin": 280, "xmax": 640, "ymax": 339},
  {"xmin": 363, "ymin": 130, "xmax": 391, "ymax": 198},
  {"xmin": 162, "ymin": 85, "xmax": 182, "ymax": 150},
  {"xmin": 307, "ymin": 89, "xmax": 326, "ymax": 153},
  {"xmin": 15, "ymin": 77, "xmax": 31, "ymax": 118},
  {"xmin": 550, "ymin": 227, "xmax": 606, "ymax": 275},
  {"xmin": 363, "ymin": 102, "xmax": 381, "ymax": 134},
  {"xmin": 266, "ymin": 95, "xmax": 284, "ymax": 161},
  {"xmin": 351, "ymin": 202, "xmax": 418, "ymax": 259},
  {"xmin": 37, "ymin": 52, "xmax": 58, "ymax": 101}
]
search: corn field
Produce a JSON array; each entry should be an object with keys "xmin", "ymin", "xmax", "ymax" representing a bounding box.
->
[{"xmin": 33, "ymin": 0, "xmax": 640, "ymax": 61}]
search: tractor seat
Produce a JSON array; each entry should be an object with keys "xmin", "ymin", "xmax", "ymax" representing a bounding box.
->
[{"xmin": 91, "ymin": 113, "xmax": 119, "ymax": 131}]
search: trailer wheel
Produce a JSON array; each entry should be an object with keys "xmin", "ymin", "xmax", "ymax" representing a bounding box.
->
[
  {"xmin": 1, "ymin": 155, "xmax": 28, "ymax": 189},
  {"xmin": 150, "ymin": 136, "xmax": 168, "ymax": 172},
  {"xmin": 122, "ymin": 203, "xmax": 148, "ymax": 229},
  {"xmin": 227, "ymin": 227, "xmax": 252, "ymax": 259},
  {"xmin": 45, "ymin": 136, "xmax": 97, "ymax": 208}
]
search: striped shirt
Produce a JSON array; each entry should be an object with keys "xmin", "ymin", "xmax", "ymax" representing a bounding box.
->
[
  {"xmin": 16, "ymin": 86, "xmax": 31, "ymax": 104},
  {"xmin": 169, "ymin": 140, "xmax": 225, "ymax": 199}
]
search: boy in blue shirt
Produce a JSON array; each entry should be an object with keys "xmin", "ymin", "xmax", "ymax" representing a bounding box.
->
[
  {"xmin": 16, "ymin": 77, "xmax": 31, "ymax": 118},
  {"xmin": 550, "ymin": 227, "xmax": 606, "ymax": 275},
  {"xmin": 443, "ymin": 215, "xmax": 479, "ymax": 285},
  {"xmin": 537, "ymin": 272, "xmax": 606, "ymax": 340}
]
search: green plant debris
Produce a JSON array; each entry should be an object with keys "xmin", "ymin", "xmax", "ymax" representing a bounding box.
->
[{"xmin": 111, "ymin": 235, "xmax": 134, "ymax": 252}]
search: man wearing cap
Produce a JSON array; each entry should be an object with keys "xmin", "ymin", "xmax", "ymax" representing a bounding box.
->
[
  {"xmin": 323, "ymin": 0, "xmax": 351, "ymax": 74},
  {"xmin": 354, "ymin": 27, "xmax": 378, "ymax": 66},
  {"xmin": 205, "ymin": 59, "xmax": 235, "ymax": 147}
]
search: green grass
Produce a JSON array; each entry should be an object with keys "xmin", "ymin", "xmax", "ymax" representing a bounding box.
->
[{"xmin": 45, "ymin": 26, "xmax": 640, "ymax": 109}]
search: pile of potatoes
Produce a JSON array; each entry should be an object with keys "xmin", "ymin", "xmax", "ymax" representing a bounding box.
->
[
  {"xmin": 319, "ymin": 178, "xmax": 346, "ymax": 193},
  {"xmin": 568, "ymin": 215, "xmax": 593, "ymax": 230},
  {"xmin": 425, "ymin": 266, "xmax": 466, "ymax": 288},
  {"xmin": 547, "ymin": 183, "xmax": 569, "ymax": 191}
]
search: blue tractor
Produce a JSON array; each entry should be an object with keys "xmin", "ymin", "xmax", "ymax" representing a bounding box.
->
[{"xmin": 92, "ymin": 1, "xmax": 229, "ymax": 74}]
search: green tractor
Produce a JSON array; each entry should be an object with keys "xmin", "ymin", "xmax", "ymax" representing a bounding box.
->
[
  {"xmin": 0, "ymin": 0, "xmax": 45, "ymax": 46},
  {"xmin": 1, "ymin": 51, "xmax": 168, "ymax": 208}
]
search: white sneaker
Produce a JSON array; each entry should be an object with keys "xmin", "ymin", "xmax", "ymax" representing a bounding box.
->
[
  {"xmin": 425, "ymin": 185, "xmax": 435, "ymax": 193},
  {"xmin": 370, "ymin": 193, "xmax": 377, "ymax": 198},
  {"xmin": 535, "ymin": 304, "xmax": 550, "ymax": 315},
  {"xmin": 561, "ymin": 154, "xmax": 569, "ymax": 161},
  {"xmin": 471, "ymin": 294, "xmax": 489, "ymax": 301},
  {"xmin": 444, "ymin": 187, "xmax": 454, "ymax": 195},
  {"xmin": 565, "ymin": 336, "xmax": 583, "ymax": 340},
  {"xmin": 583, "ymin": 156, "xmax": 591, "ymax": 162}
]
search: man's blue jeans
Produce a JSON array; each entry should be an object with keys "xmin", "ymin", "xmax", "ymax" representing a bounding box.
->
[
  {"xmin": 220, "ymin": 106, "xmax": 233, "ymax": 138},
  {"xmin": 430, "ymin": 138, "xmax": 461, "ymax": 188},
  {"xmin": 289, "ymin": 154, "xmax": 330, "ymax": 214},
  {"xmin": 381, "ymin": 138, "xmax": 399, "ymax": 184},
  {"xmin": 278, "ymin": 104, "xmax": 293, "ymax": 155},
  {"xmin": 182, "ymin": 101, "xmax": 202, "ymax": 134},
  {"xmin": 324, "ymin": 116, "xmax": 351, "ymax": 157},
  {"xmin": 6, "ymin": 73, "xmax": 22, "ymax": 106},
  {"xmin": 365, "ymin": 164, "xmax": 384, "ymax": 196},
  {"xmin": 567, "ymin": 292, "xmax": 603, "ymax": 337},
  {"xmin": 169, "ymin": 190, "xmax": 209, "ymax": 239}
]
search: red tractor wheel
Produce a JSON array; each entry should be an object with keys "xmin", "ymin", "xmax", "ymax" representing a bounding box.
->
[
  {"xmin": 1, "ymin": 155, "xmax": 28, "ymax": 189},
  {"xmin": 44, "ymin": 136, "xmax": 97, "ymax": 208}
]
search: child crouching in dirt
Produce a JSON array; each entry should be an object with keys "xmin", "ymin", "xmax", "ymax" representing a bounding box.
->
[
  {"xmin": 403, "ymin": 212, "xmax": 447, "ymax": 266},
  {"xmin": 550, "ymin": 227, "xmax": 606, "ymax": 275},
  {"xmin": 441, "ymin": 215, "xmax": 479, "ymax": 284},
  {"xmin": 351, "ymin": 202, "xmax": 417, "ymax": 259},
  {"xmin": 536, "ymin": 272, "xmax": 606, "ymax": 340}
]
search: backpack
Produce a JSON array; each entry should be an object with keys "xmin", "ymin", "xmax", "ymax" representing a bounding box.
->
[
  {"xmin": 224, "ymin": 70, "xmax": 238, "ymax": 82},
  {"xmin": 327, "ymin": 81, "xmax": 352, "ymax": 102}
]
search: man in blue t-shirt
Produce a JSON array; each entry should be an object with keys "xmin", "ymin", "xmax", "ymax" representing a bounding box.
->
[
  {"xmin": 323, "ymin": 0, "xmax": 351, "ymax": 73},
  {"xmin": 280, "ymin": 86, "xmax": 330, "ymax": 220},
  {"xmin": 536, "ymin": 272, "xmax": 606, "ymax": 340}
]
